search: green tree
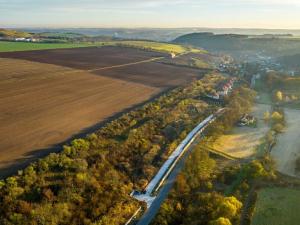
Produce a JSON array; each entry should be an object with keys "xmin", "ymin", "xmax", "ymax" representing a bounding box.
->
[
  {"xmin": 263, "ymin": 111, "xmax": 270, "ymax": 122},
  {"xmin": 215, "ymin": 196, "xmax": 242, "ymax": 220},
  {"xmin": 276, "ymin": 91, "xmax": 283, "ymax": 102},
  {"xmin": 271, "ymin": 111, "xmax": 283, "ymax": 122},
  {"xmin": 209, "ymin": 217, "xmax": 232, "ymax": 225},
  {"xmin": 71, "ymin": 139, "xmax": 90, "ymax": 151}
]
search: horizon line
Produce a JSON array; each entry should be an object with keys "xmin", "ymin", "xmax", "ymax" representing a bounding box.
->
[{"xmin": 2, "ymin": 26, "xmax": 300, "ymax": 31}]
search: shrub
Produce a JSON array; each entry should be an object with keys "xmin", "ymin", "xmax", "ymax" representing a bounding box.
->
[
  {"xmin": 271, "ymin": 111, "xmax": 283, "ymax": 122},
  {"xmin": 71, "ymin": 139, "xmax": 90, "ymax": 151},
  {"xmin": 209, "ymin": 217, "xmax": 232, "ymax": 225},
  {"xmin": 273, "ymin": 123, "xmax": 285, "ymax": 133}
]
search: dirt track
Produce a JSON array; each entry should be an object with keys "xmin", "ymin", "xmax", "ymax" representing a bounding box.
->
[
  {"xmin": 0, "ymin": 46, "xmax": 165, "ymax": 70},
  {"xmin": 0, "ymin": 46, "xmax": 203, "ymax": 88},
  {"xmin": 271, "ymin": 108, "xmax": 300, "ymax": 177},
  {"xmin": 0, "ymin": 47, "xmax": 205, "ymax": 177},
  {"xmin": 96, "ymin": 61, "xmax": 203, "ymax": 88}
]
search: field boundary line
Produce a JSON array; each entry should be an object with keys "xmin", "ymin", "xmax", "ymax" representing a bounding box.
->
[
  {"xmin": 200, "ymin": 145, "xmax": 241, "ymax": 160},
  {"xmin": 87, "ymin": 57, "xmax": 165, "ymax": 72}
]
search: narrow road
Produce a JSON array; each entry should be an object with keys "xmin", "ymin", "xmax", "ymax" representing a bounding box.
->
[
  {"xmin": 133, "ymin": 109, "xmax": 225, "ymax": 225},
  {"xmin": 37, "ymin": 56, "xmax": 166, "ymax": 78},
  {"xmin": 44, "ymin": 50, "xmax": 191, "ymax": 77},
  {"xmin": 136, "ymin": 136, "xmax": 201, "ymax": 225},
  {"xmin": 88, "ymin": 50, "xmax": 192, "ymax": 72}
]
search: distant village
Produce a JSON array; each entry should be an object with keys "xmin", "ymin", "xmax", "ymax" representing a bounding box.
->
[
  {"xmin": 13, "ymin": 37, "xmax": 39, "ymax": 42},
  {"xmin": 0, "ymin": 36, "xmax": 40, "ymax": 42}
]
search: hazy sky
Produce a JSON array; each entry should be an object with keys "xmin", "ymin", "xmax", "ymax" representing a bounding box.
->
[{"xmin": 1, "ymin": 0, "xmax": 300, "ymax": 29}]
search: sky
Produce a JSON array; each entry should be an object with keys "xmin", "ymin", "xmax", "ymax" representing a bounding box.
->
[{"xmin": 1, "ymin": 0, "xmax": 300, "ymax": 29}]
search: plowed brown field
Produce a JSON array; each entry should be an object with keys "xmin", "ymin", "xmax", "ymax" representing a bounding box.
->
[
  {"xmin": 0, "ymin": 46, "xmax": 164, "ymax": 70},
  {"xmin": 0, "ymin": 47, "xmax": 204, "ymax": 177},
  {"xmin": 0, "ymin": 57, "xmax": 161, "ymax": 177}
]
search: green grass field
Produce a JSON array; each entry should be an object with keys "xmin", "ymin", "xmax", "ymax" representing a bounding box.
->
[
  {"xmin": 103, "ymin": 40, "xmax": 203, "ymax": 54},
  {"xmin": 191, "ymin": 57, "xmax": 211, "ymax": 69},
  {"xmin": 0, "ymin": 41, "xmax": 97, "ymax": 52},
  {"xmin": 251, "ymin": 187, "xmax": 300, "ymax": 225},
  {"xmin": 0, "ymin": 29, "xmax": 31, "ymax": 38},
  {"xmin": 0, "ymin": 40, "xmax": 201, "ymax": 54}
]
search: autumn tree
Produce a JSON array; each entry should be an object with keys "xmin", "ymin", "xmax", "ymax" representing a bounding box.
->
[
  {"xmin": 210, "ymin": 217, "xmax": 232, "ymax": 225},
  {"xmin": 275, "ymin": 91, "xmax": 283, "ymax": 102}
]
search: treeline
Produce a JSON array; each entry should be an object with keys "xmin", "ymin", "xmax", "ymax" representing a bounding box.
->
[
  {"xmin": 174, "ymin": 32, "xmax": 300, "ymax": 56},
  {"xmin": 204, "ymin": 86, "xmax": 257, "ymax": 139},
  {"xmin": 264, "ymin": 71, "xmax": 300, "ymax": 90},
  {"xmin": 151, "ymin": 151, "xmax": 275, "ymax": 225},
  {"xmin": 0, "ymin": 74, "xmax": 224, "ymax": 225},
  {"xmin": 152, "ymin": 145, "xmax": 244, "ymax": 225},
  {"xmin": 151, "ymin": 86, "xmax": 275, "ymax": 225}
]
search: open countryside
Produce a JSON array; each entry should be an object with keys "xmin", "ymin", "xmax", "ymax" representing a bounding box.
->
[
  {"xmin": 0, "ymin": 41, "xmax": 97, "ymax": 52},
  {"xmin": 212, "ymin": 104, "xmax": 270, "ymax": 158},
  {"xmin": 1, "ymin": 1, "xmax": 300, "ymax": 224},
  {"xmin": 0, "ymin": 45, "xmax": 207, "ymax": 178},
  {"xmin": 0, "ymin": 40, "xmax": 195, "ymax": 54},
  {"xmin": 0, "ymin": 57, "xmax": 160, "ymax": 177},
  {"xmin": 252, "ymin": 187, "xmax": 300, "ymax": 225}
]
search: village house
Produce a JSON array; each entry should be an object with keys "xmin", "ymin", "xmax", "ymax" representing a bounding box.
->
[
  {"xmin": 15, "ymin": 37, "xmax": 26, "ymax": 41},
  {"xmin": 238, "ymin": 114, "xmax": 255, "ymax": 126},
  {"xmin": 206, "ymin": 77, "xmax": 236, "ymax": 100},
  {"xmin": 14, "ymin": 37, "xmax": 39, "ymax": 42}
]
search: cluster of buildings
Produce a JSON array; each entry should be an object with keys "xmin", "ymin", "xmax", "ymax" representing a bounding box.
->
[
  {"xmin": 0, "ymin": 36, "xmax": 39, "ymax": 42},
  {"xmin": 219, "ymin": 63, "xmax": 237, "ymax": 72},
  {"xmin": 206, "ymin": 77, "xmax": 236, "ymax": 100},
  {"xmin": 238, "ymin": 114, "xmax": 256, "ymax": 127},
  {"xmin": 14, "ymin": 37, "xmax": 39, "ymax": 42}
]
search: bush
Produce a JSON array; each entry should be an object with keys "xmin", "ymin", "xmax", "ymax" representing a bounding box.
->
[
  {"xmin": 209, "ymin": 217, "xmax": 232, "ymax": 225},
  {"xmin": 271, "ymin": 111, "xmax": 283, "ymax": 122},
  {"xmin": 215, "ymin": 196, "xmax": 242, "ymax": 220},
  {"xmin": 71, "ymin": 139, "xmax": 90, "ymax": 151},
  {"xmin": 273, "ymin": 123, "xmax": 285, "ymax": 133}
]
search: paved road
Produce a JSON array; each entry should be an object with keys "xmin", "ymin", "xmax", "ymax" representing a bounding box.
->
[
  {"xmin": 136, "ymin": 136, "xmax": 202, "ymax": 225},
  {"xmin": 134, "ymin": 109, "xmax": 226, "ymax": 225}
]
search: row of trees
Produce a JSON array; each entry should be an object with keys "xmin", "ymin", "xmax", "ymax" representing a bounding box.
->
[
  {"xmin": 151, "ymin": 145, "xmax": 246, "ymax": 225},
  {"xmin": 151, "ymin": 86, "xmax": 276, "ymax": 225},
  {"xmin": 0, "ymin": 73, "xmax": 224, "ymax": 225},
  {"xmin": 265, "ymin": 71, "xmax": 300, "ymax": 90}
]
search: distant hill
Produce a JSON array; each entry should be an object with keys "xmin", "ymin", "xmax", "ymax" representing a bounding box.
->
[
  {"xmin": 36, "ymin": 32, "xmax": 86, "ymax": 39},
  {"xmin": 0, "ymin": 28, "xmax": 116, "ymax": 43},
  {"xmin": 0, "ymin": 28, "xmax": 31, "ymax": 38},
  {"xmin": 21, "ymin": 28, "xmax": 300, "ymax": 42},
  {"xmin": 174, "ymin": 33, "xmax": 248, "ymax": 51},
  {"xmin": 173, "ymin": 32, "xmax": 300, "ymax": 57}
]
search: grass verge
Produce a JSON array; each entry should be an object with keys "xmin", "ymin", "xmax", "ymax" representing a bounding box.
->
[{"xmin": 251, "ymin": 187, "xmax": 300, "ymax": 225}]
